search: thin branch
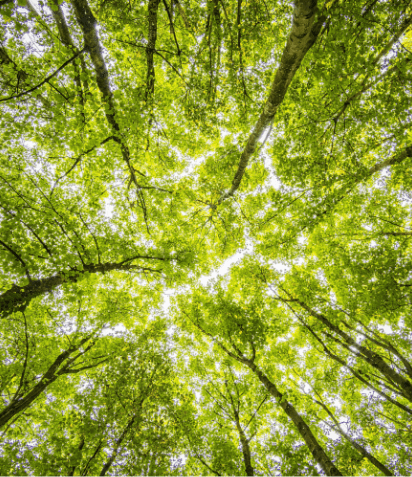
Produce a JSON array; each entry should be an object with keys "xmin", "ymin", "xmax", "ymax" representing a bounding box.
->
[
  {"xmin": 0, "ymin": 239, "xmax": 31, "ymax": 281},
  {"xmin": 162, "ymin": 0, "xmax": 181, "ymax": 54},
  {"xmin": 11, "ymin": 313, "xmax": 30, "ymax": 402},
  {"xmin": 0, "ymin": 48, "xmax": 86, "ymax": 102},
  {"xmin": 243, "ymin": 395, "xmax": 268, "ymax": 434},
  {"xmin": 51, "ymin": 136, "xmax": 116, "ymax": 194}
]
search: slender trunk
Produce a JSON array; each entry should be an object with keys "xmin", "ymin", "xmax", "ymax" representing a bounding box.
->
[
  {"xmin": 0, "ymin": 337, "xmax": 89, "ymax": 428},
  {"xmin": 348, "ymin": 319, "xmax": 412, "ymax": 380},
  {"xmin": 146, "ymin": 0, "xmax": 161, "ymax": 98},
  {"xmin": 70, "ymin": 0, "xmax": 141, "ymax": 187},
  {"xmin": 175, "ymin": 0, "xmax": 190, "ymax": 29},
  {"xmin": 307, "ymin": 144, "xmax": 412, "ymax": 229},
  {"xmin": 301, "ymin": 318, "xmax": 412, "ymax": 416},
  {"xmin": 219, "ymin": 0, "xmax": 324, "ymax": 202},
  {"xmin": 48, "ymin": 0, "xmax": 89, "ymax": 100},
  {"xmin": 333, "ymin": 15, "xmax": 412, "ymax": 123},
  {"xmin": 99, "ymin": 387, "xmax": 153, "ymax": 476},
  {"xmin": 82, "ymin": 439, "xmax": 103, "ymax": 476},
  {"xmin": 245, "ymin": 361, "xmax": 342, "ymax": 476},
  {"xmin": 235, "ymin": 420, "xmax": 254, "ymax": 476},
  {"xmin": 227, "ymin": 387, "xmax": 254, "ymax": 477},
  {"xmin": 99, "ymin": 415, "xmax": 136, "ymax": 476},
  {"xmin": 194, "ymin": 321, "xmax": 341, "ymax": 476},
  {"xmin": 290, "ymin": 296, "xmax": 412, "ymax": 401},
  {"xmin": 68, "ymin": 436, "xmax": 86, "ymax": 476},
  {"xmin": 313, "ymin": 398, "xmax": 393, "ymax": 476},
  {"xmin": 70, "ymin": 0, "xmax": 154, "ymax": 232},
  {"xmin": 368, "ymin": 145, "xmax": 412, "ymax": 175},
  {"xmin": 0, "ymin": 260, "xmax": 159, "ymax": 318}
]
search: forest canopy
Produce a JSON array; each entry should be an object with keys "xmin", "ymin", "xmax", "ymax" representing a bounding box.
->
[{"xmin": 0, "ymin": 0, "xmax": 412, "ymax": 474}]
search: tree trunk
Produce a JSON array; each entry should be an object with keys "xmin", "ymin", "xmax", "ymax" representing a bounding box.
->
[
  {"xmin": 0, "ymin": 260, "xmax": 160, "ymax": 318},
  {"xmin": 219, "ymin": 0, "xmax": 325, "ymax": 202},
  {"xmin": 246, "ymin": 361, "xmax": 342, "ymax": 476},
  {"xmin": 301, "ymin": 318, "xmax": 412, "ymax": 416},
  {"xmin": 99, "ymin": 415, "xmax": 136, "ymax": 476},
  {"xmin": 235, "ymin": 420, "xmax": 254, "ymax": 476},
  {"xmin": 146, "ymin": 0, "xmax": 161, "ymax": 98},
  {"xmin": 70, "ymin": 0, "xmax": 140, "ymax": 186},
  {"xmin": 313, "ymin": 398, "xmax": 393, "ymax": 476},
  {"xmin": 291, "ymin": 296, "xmax": 412, "ymax": 402},
  {"xmin": 0, "ymin": 336, "xmax": 90, "ymax": 428},
  {"xmin": 48, "ymin": 0, "xmax": 89, "ymax": 99}
]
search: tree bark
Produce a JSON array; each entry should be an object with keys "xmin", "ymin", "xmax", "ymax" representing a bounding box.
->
[
  {"xmin": 68, "ymin": 436, "xmax": 86, "ymax": 476},
  {"xmin": 48, "ymin": 0, "xmax": 89, "ymax": 99},
  {"xmin": 287, "ymin": 294, "xmax": 412, "ymax": 402},
  {"xmin": 193, "ymin": 321, "xmax": 342, "ymax": 476},
  {"xmin": 99, "ymin": 415, "xmax": 136, "ymax": 476},
  {"xmin": 313, "ymin": 398, "xmax": 393, "ymax": 476},
  {"xmin": 70, "ymin": 0, "xmax": 141, "ymax": 187},
  {"xmin": 235, "ymin": 420, "xmax": 254, "ymax": 476},
  {"xmin": 146, "ymin": 0, "xmax": 161, "ymax": 98},
  {"xmin": 0, "ymin": 336, "xmax": 91, "ymax": 428},
  {"xmin": 219, "ymin": 0, "xmax": 324, "ymax": 202},
  {"xmin": 368, "ymin": 145, "xmax": 412, "ymax": 175},
  {"xmin": 299, "ymin": 317, "xmax": 412, "ymax": 416},
  {"xmin": 0, "ymin": 260, "xmax": 161, "ymax": 318},
  {"xmin": 227, "ymin": 381, "xmax": 254, "ymax": 476},
  {"xmin": 245, "ymin": 361, "xmax": 342, "ymax": 476}
]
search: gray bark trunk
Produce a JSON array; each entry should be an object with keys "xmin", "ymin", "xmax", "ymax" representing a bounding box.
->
[
  {"xmin": 300, "ymin": 318, "xmax": 412, "ymax": 416},
  {"xmin": 235, "ymin": 420, "xmax": 254, "ymax": 476},
  {"xmin": 0, "ymin": 336, "xmax": 90, "ymax": 429},
  {"xmin": 0, "ymin": 260, "xmax": 160, "ymax": 318},
  {"xmin": 313, "ymin": 398, "xmax": 393, "ymax": 476},
  {"xmin": 70, "ymin": 0, "xmax": 139, "ymax": 186},
  {"xmin": 368, "ymin": 145, "xmax": 412, "ymax": 175},
  {"xmin": 291, "ymin": 296, "xmax": 412, "ymax": 402},
  {"xmin": 48, "ymin": 0, "xmax": 89, "ymax": 97},
  {"xmin": 245, "ymin": 361, "xmax": 342, "ymax": 476},
  {"xmin": 219, "ymin": 0, "xmax": 324, "ymax": 202},
  {"xmin": 100, "ymin": 415, "xmax": 136, "ymax": 476},
  {"xmin": 146, "ymin": 0, "xmax": 161, "ymax": 98}
]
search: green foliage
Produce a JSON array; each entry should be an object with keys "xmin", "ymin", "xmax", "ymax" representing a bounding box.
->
[{"xmin": 1, "ymin": 0, "xmax": 412, "ymax": 474}]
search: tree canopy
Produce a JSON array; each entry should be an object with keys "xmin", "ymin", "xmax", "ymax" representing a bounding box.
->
[{"xmin": 1, "ymin": 0, "xmax": 412, "ymax": 474}]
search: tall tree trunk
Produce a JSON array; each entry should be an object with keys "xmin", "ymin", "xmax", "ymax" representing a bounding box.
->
[
  {"xmin": 235, "ymin": 420, "xmax": 254, "ymax": 476},
  {"xmin": 245, "ymin": 361, "xmax": 342, "ymax": 476},
  {"xmin": 48, "ymin": 0, "xmax": 89, "ymax": 103},
  {"xmin": 68, "ymin": 436, "xmax": 86, "ymax": 476},
  {"xmin": 70, "ymin": 0, "xmax": 143, "ymax": 193},
  {"xmin": 0, "ymin": 260, "xmax": 160, "ymax": 318},
  {"xmin": 146, "ymin": 0, "xmax": 161, "ymax": 99},
  {"xmin": 218, "ymin": 0, "xmax": 325, "ymax": 203},
  {"xmin": 0, "ymin": 336, "xmax": 91, "ymax": 428},
  {"xmin": 312, "ymin": 397, "xmax": 393, "ymax": 476},
  {"xmin": 194, "ymin": 322, "xmax": 342, "ymax": 476},
  {"xmin": 285, "ymin": 294, "xmax": 412, "ymax": 402},
  {"xmin": 100, "ymin": 415, "xmax": 136, "ymax": 476},
  {"xmin": 300, "ymin": 318, "xmax": 412, "ymax": 416}
]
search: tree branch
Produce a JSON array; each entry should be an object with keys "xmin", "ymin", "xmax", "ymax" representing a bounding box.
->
[{"xmin": 0, "ymin": 48, "xmax": 86, "ymax": 102}]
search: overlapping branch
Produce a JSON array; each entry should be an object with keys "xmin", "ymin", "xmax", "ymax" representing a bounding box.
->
[
  {"xmin": 278, "ymin": 289, "xmax": 412, "ymax": 402},
  {"xmin": 0, "ymin": 48, "xmax": 86, "ymax": 103}
]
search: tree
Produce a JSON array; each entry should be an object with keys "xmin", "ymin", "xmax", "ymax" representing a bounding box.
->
[{"xmin": 1, "ymin": 0, "xmax": 411, "ymax": 474}]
